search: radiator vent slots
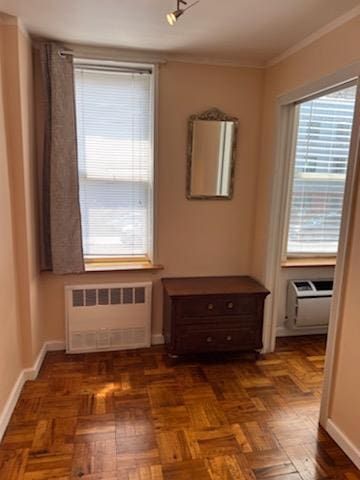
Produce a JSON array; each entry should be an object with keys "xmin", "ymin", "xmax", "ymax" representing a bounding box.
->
[
  {"xmin": 72, "ymin": 286, "xmax": 146, "ymax": 307},
  {"xmin": 72, "ymin": 289, "xmax": 84, "ymax": 307},
  {"xmin": 66, "ymin": 282, "xmax": 152, "ymax": 354}
]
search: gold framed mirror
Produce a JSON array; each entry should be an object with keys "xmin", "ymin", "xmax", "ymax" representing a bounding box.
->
[{"xmin": 186, "ymin": 108, "xmax": 238, "ymax": 200}]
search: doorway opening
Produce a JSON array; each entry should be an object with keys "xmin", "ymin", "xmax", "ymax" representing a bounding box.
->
[{"xmin": 262, "ymin": 68, "xmax": 360, "ymax": 428}]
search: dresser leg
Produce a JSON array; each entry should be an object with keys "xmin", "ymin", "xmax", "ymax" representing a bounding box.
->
[
  {"xmin": 169, "ymin": 353, "xmax": 179, "ymax": 359},
  {"xmin": 254, "ymin": 350, "xmax": 261, "ymax": 361}
]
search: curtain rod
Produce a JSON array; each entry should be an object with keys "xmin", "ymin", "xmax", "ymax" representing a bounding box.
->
[
  {"xmin": 58, "ymin": 49, "xmax": 153, "ymax": 73},
  {"xmin": 59, "ymin": 49, "xmax": 74, "ymax": 57}
]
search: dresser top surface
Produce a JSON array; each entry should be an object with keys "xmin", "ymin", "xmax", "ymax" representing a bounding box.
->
[{"xmin": 162, "ymin": 276, "xmax": 270, "ymax": 297}]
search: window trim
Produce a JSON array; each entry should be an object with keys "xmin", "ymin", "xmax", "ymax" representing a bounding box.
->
[
  {"xmin": 281, "ymin": 79, "xmax": 357, "ymax": 261},
  {"xmin": 74, "ymin": 58, "xmax": 158, "ymax": 267}
]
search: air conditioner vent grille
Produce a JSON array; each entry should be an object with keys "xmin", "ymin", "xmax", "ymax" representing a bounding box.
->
[
  {"xmin": 123, "ymin": 288, "xmax": 133, "ymax": 304},
  {"xmin": 135, "ymin": 287, "xmax": 145, "ymax": 304},
  {"xmin": 70, "ymin": 327, "xmax": 147, "ymax": 351},
  {"xmin": 72, "ymin": 290, "xmax": 84, "ymax": 307},
  {"xmin": 86, "ymin": 289, "xmax": 97, "ymax": 306},
  {"xmin": 110, "ymin": 288, "xmax": 121, "ymax": 305},
  {"xmin": 72, "ymin": 286, "xmax": 146, "ymax": 307},
  {"xmin": 98, "ymin": 289, "xmax": 109, "ymax": 305}
]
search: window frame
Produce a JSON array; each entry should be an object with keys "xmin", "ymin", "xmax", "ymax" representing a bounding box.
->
[
  {"xmin": 281, "ymin": 79, "xmax": 357, "ymax": 261},
  {"xmin": 73, "ymin": 58, "xmax": 157, "ymax": 268}
]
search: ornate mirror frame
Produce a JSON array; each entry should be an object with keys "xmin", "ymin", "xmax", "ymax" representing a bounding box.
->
[{"xmin": 186, "ymin": 108, "xmax": 239, "ymax": 200}]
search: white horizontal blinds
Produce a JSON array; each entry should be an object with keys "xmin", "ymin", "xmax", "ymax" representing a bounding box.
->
[
  {"xmin": 74, "ymin": 66, "xmax": 153, "ymax": 259},
  {"xmin": 287, "ymin": 84, "xmax": 356, "ymax": 255}
]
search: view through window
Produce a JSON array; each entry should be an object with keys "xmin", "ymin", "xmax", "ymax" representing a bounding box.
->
[
  {"xmin": 74, "ymin": 64, "xmax": 154, "ymax": 262},
  {"xmin": 286, "ymin": 84, "xmax": 357, "ymax": 256}
]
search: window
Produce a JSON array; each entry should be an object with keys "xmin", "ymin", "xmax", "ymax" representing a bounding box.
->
[
  {"xmin": 285, "ymin": 83, "xmax": 357, "ymax": 257},
  {"xmin": 74, "ymin": 62, "xmax": 154, "ymax": 264}
]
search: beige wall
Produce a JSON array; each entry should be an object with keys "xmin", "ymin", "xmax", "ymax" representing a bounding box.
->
[
  {"xmin": 2, "ymin": 22, "xmax": 43, "ymax": 366},
  {"xmin": 0, "ymin": 15, "xmax": 43, "ymax": 415},
  {"xmin": 18, "ymin": 26, "xmax": 43, "ymax": 360},
  {"xmin": 41, "ymin": 61, "xmax": 265, "ymax": 341},
  {"xmin": 0, "ymin": 20, "xmax": 23, "ymax": 415},
  {"xmin": 252, "ymin": 14, "xmax": 360, "ymax": 452}
]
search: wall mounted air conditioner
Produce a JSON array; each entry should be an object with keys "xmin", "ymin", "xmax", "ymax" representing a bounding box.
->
[
  {"xmin": 65, "ymin": 282, "xmax": 152, "ymax": 353},
  {"xmin": 286, "ymin": 279, "xmax": 333, "ymax": 330}
]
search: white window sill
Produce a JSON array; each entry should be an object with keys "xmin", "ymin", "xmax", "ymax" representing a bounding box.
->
[
  {"xmin": 84, "ymin": 261, "xmax": 164, "ymax": 273},
  {"xmin": 281, "ymin": 257, "xmax": 336, "ymax": 268}
]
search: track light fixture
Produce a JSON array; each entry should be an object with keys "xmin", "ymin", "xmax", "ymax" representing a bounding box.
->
[{"xmin": 166, "ymin": 0, "xmax": 200, "ymax": 26}]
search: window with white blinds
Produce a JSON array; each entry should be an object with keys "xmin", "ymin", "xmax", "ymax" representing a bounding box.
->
[
  {"xmin": 286, "ymin": 84, "xmax": 356, "ymax": 256},
  {"xmin": 74, "ymin": 64, "xmax": 154, "ymax": 260}
]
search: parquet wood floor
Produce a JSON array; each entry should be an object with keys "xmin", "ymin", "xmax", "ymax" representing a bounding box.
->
[{"xmin": 1, "ymin": 335, "xmax": 359, "ymax": 479}]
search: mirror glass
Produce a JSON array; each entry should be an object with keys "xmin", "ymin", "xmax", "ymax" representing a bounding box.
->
[{"xmin": 187, "ymin": 109, "xmax": 238, "ymax": 199}]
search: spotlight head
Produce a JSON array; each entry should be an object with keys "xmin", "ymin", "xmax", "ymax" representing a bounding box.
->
[
  {"xmin": 166, "ymin": 9, "xmax": 183, "ymax": 26},
  {"xmin": 166, "ymin": 0, "xmax": 199, "ymax": 26}
]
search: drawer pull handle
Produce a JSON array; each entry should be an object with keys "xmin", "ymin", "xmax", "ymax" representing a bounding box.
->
[
  {"xmin": 227, "ymin": 335, "xmax": 232, "ymax": 341},
  {"xmin": 227, "ymin": 302, "xmax": 234, "ymax": 309},
  {"xmin": 206, "ymin": 336, "xmax": 213, "ymax": 343},
  {"xmin": 207, "ymin": 303, "xmax": 214, "ymax": 310}
]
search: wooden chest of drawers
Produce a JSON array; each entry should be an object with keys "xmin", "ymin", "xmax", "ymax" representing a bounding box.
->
[{"xmin": 162, "ymin": 276, "xmax": 270, "ymax": 356}]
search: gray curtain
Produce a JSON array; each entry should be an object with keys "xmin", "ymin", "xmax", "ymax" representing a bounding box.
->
[{"xmin": 38, "ymin": 42, "xmax": 84, "ymax": 274}]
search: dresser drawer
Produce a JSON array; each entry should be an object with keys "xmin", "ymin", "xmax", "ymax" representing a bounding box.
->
[
  {"xmin": 176, "ymin": 324, "xmax": 259, "ymax": 353},
  {"xmin": 177, "ymin": 295, "xmax": 257, "ymax": 318},
  {"xmin": 173, "ymin": 314, "xmax": 258, "ymax": 326}
]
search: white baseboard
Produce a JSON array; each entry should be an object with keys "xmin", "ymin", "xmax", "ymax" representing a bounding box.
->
[
  {"xmin": 22, "ymin": 343, "xmax": 47, "ymax": 381},
  {"xmin": 0, "ymin": 369, "xmax": 27, "ymax": 441},
  {"xmin": 46, "ymin": 340, "xmax": 66, "ymax": 351},
  {"xmin": 151, "ymin": 333, "xmax": 164, "ymax": 345},
  {"xmin": 326, "ymin": 419, "xmax": 360, "ymax": 469},
  {"xmin": 276, "ymin": 325, "xmax": 328, "ymax": 337},
  {"xmin": 0, "ymin": 340, "xmax": 65, "ymax": 441}
]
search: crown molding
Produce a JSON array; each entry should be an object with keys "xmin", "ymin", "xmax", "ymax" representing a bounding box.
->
[
  {"xmin": 165, "ymin": 53, "xmax": 265, "ymax": 69},
  {"xmin": 74, "ymin": 45, "xmax": 266, "ymax": 69},
  {"xmin": 267, "ymin": 5, "xmax": 360, "ymax": 67}
]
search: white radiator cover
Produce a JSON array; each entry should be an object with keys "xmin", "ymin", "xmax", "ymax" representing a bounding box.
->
[{"xmin": 65, "ymin": 282, "xmax": 152, "ymax": 353}]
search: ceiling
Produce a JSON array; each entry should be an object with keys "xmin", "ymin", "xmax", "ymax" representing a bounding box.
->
[{"xmin": 0, "ymin": 0, "xmax": 359, "ymax": 66}]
